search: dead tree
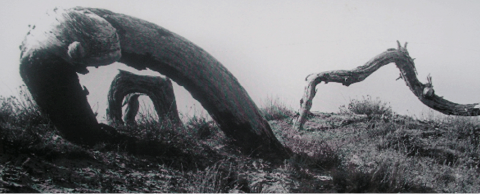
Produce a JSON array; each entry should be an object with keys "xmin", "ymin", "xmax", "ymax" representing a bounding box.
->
[
  {"xmin": 106, "ymin": 70, "xmax": 180, "ymax": 126},
  {"xmin": 294, "ymin": 41, "xmax": 480, "ymax": 130},
  {"xmin": 19, "ymin": 7, "xmax": 291, "ymax": 158}
]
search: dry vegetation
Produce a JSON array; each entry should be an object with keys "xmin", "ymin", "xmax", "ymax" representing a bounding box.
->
[{"xmin": 1, "ymin": 87, "xmax": 479, "ymax": 192}]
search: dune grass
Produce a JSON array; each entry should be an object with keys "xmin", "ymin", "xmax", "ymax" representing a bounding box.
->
[{"xmin": 259, "ymin": 96, "xmax": 294, "ymax": 121}]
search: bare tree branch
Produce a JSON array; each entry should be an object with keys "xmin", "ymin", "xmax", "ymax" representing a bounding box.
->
[{"xmin": 294, "ymin": 41, "xmax": 480, "ymax": 130}]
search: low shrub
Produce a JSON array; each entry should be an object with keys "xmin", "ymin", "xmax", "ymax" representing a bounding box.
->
[{"xmin": 340, "ymin": 95, "xmax": 392, "ymax": 120}]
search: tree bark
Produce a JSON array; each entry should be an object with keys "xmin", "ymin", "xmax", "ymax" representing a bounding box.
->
[
  {"xmin": 19, "ymin": 7, "xmax": 291, "ymax": 159},
  {"xmin": 122, "ymin": 93, "xmax": 141, "ymax": 125},
  {"xmin": 106, "ymin": 70, "xmax": 180, "ymax": 126},
  {"xmin": 294, "ymin": 41, "xmax": 480, "ymax": 130}
]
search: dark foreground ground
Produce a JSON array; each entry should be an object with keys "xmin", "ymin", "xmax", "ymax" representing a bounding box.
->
[
  {"xmin": 0, "ymin": 92, "xmax": 479, "ymax": 192},
  {"xmin": 1, "ymin": 107, "xmax": 479, "ymax": 193}
]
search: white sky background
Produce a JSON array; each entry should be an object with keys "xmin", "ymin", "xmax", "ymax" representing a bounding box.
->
[{"xmin": 1, "ymin": 0, "xmax": 480, "ymax": 121}]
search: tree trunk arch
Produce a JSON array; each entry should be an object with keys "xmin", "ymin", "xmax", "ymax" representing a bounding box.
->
[
  {"xmin": 106, "ymin": 70, "xmax": 180, "ymax": 126},
  {"xmin": 294, "ymin": 41, "xmax": 480, "ymax": 130},
  {"xmin": 19, "ymin": 7, "xmax": 291, "ymax": 159}
]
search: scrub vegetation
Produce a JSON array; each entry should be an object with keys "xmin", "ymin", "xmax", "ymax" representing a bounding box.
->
[{"xmin": 1, "ymin": 87, "xmax": 479, "ymax": 192}]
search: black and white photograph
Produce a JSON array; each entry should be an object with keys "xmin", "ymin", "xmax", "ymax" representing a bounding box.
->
[{"xmin": 0, "ymin": 0, "xmax": 479, "ymax": 192}]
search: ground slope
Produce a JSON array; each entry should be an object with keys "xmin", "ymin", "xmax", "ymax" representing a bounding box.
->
[{"xmin": 1, "ymin": 110, "xmax": 479, "ymax": 192}]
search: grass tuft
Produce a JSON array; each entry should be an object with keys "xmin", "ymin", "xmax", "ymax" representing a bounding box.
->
[
  {"xmin": 259, "ymin": 96, "xmax": 294, "ymax": 121},
  {"xmin": 0, "ymin": 85, "xmax": 49, "ymax": 126},
  {"xmin": 184, "ymin": 159, "xmax": 245, "ymax": 193},
  {"xmin": 332, "ymin": 157, "xmax": 435, "ymax": 193}
]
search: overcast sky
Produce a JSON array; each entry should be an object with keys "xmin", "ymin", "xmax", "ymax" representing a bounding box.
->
[{"xmin": 1, "ymin": 0, "xmax": 480, "ymax": 121}]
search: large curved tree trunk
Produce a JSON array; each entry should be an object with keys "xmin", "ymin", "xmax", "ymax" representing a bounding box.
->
[
  {"xmin": 19, "ymin": 7, "xmax": 291, "ymax": 159},
  {"xmin": 20, "ymin": 51, "xmax": 105, "ymax": 145},
  {"xmin": 106, "ymin": 70, "xmax": 181, "ymax": 126},
  {"xmin": 294, "ymin": 41, "xmax": 480, "ymax": 130}
]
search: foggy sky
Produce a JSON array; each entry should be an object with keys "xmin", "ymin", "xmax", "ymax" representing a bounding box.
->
[{"xmin": 1, "ymin": 0, "xmax": 480, "ymax": 122}]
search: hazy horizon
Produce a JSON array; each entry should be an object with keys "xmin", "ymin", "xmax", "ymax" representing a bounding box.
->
[{"xmin": 1, "ymin": 0, "xmax": 480, "ymax": 122}]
